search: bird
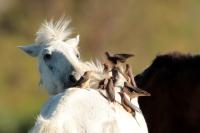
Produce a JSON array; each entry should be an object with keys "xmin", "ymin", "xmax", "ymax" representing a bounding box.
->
[
  {"xmin": 98, "ymin": 78, "xmax": 108, "ymax": 90},
  {"xmin": 124, "ymin": 82, "xmax": 151, "ymax": 99},
  {"xmin": 73, "ymin": 71, "xmax": 92, "ymax": 88},
  {"xmin": 105, "ymin": 78, "xmax": 115, "ymax": 102},
  {"xmin": 103, "ymin": 63, "xmax": 111, "ymax": 73},
  {"xmin": 98, "ymin": 63, "xmax": 111, "ymax": 90},
  {"xmin": 105, "ymin": 51, "xmax": 134, "ymax": 65},
  {"xmin": 111, "ymin": 66, "xmax": 120, "ymax": 84},
  {"xmin": 119, "ymin": 91, "xmax": 141, "ymax": 115},
  {"xmin": 123, "ymin": 86, "xmax": 149, "ymax": 99},
  {"xmin": 111, "ymin": 66, "xmax": 128, "ymax": 85},
  {"xmin": 125, "ymin": 64, "xmax": 136, "ymax": 86}
]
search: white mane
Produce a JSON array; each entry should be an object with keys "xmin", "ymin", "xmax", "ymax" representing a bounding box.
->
[
  {"xmin": 36, "ymin": 18, "xmax": 72, "ymax": 45},
  {"xmin": 84, "ymin": 60, "xmax": 104, "ymax": 73}
]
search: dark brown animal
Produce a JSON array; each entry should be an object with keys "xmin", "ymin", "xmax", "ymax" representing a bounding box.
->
[{"xmin": 135, "ymin": 52, "xmax": 200, "ymax": 133}]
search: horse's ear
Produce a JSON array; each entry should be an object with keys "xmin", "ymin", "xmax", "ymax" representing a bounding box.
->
[
  {"xmin": 17, "ymin": 44, "xmax": 41, "ymax": 57},
  {"xmin": 66, "ymin": 35, "xmax": 80, "ymax": 48}
]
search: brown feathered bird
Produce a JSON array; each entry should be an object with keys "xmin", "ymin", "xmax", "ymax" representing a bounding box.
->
[
  {"xmin": 111, "ymin": 66, "xmax": 119, "ymax": 78},
  {"xmin": 73, "ymin": 71, "xmax": 92, "ymax": 88},
  {"xmin": 98, "ymin": 63, "xmax": 111, "ymax": 90},
  {"xmin": 119, "ymin": 92, "xmax": 141, "ymax": 115},
  {"xmin": 111, "ymin": 66, "xmax": 127, "ymax": 84},
  {"xmin": 103, "ymin": 63, "xmax": 111, "ymax": 73},
  {"xmin": 105, "ymin": 51, "xmax": 134, "ymax": 65},
  {"xmin": 124, "ymin": 82, "xmax": 151, "ymax": 98},
  {"xmin": 98, "ymin": 78, "xmax": 109, "ymax": 90},
  {"xmin": 106, "ymin": 78, "xmax": 115, "ymax": 102},
  {"xmin": 125, "ymin": 64, "xmax": 136, "ymax": 86}
]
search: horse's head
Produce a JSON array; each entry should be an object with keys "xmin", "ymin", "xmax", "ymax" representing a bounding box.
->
[{"xmin": 18, "ymin": 19, "xmax": 83, "ymax": 95}]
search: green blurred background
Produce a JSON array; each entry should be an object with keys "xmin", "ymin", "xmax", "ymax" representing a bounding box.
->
[{"xmin": 1, "ymin": 0, "xmax": 200, "ymax": 132}]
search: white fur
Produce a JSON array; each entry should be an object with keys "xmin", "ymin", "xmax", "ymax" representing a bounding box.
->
[
  {"xmin": 30, "ymin": 88, "xmax": 148, "ymax": 133},
  {"xmin": 19, "ymin": 18, "xmax": 148, "ymax": 133}
]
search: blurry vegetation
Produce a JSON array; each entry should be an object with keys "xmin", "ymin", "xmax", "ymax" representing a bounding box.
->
[{"xmin": 0, "ymin": 0, "xmax": 200, "ymax": 132}]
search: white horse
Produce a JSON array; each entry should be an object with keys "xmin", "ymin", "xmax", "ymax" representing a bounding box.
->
[{"xmin": 18, "ymin": 18, "xmax": 148, "ymax": 133}]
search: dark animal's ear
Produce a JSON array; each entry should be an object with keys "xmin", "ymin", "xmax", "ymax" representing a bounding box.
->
[{"xmin": 17, "ymin": 44, "xmax": 41, "ymax": 57}]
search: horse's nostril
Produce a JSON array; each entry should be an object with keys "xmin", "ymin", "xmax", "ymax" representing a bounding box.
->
[
  {"xmin": 69, "ymin": 75, "xmax": 77, "ymax": 83},
  {"xmin": 44, "ymin": 53, "xmax": 51, "ymax": 60}
]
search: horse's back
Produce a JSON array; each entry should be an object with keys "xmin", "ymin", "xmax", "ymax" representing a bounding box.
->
[{"xmin": 30, "ymin": 88, "xmax": 147, "ymax": 133}]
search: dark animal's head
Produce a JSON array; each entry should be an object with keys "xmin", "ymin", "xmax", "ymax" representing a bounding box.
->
[
  {"xmin": 135, "ymin": 52, "xmax": 200, "ymax": 133},
  {"xmin": 135, "ymin": 52, "xmax": 196, "ymax": 91}
]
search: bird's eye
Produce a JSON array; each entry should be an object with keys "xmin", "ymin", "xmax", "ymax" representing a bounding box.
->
[{"xmin": 43, "ymin": 53, "xmax": 52, "ymax": 60}]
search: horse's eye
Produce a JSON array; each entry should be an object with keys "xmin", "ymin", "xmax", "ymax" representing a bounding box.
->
[
  {"xmin": 76, "ymin": 54, "xmax": 80, "ymax": 58},
  {"xmin": 44, "ymin": 53, "xmax": 52, "ymax": 60}
]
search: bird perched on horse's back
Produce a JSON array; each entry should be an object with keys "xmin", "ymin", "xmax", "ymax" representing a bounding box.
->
[
  {"xmin": 123, "ymin": 82, "xmax": 151, "ymax": 99},
  {"xmin": 73, "ymin": 71, "xmax": 92, "ymax": 88},
  {"xmin": 106, "ymin": 78, "xmax": 116, "ymax": 102}
]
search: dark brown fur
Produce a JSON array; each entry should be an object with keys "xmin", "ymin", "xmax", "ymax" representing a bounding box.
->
[{"xmin": 135, "ymin": 52, "xmax": 200, "ymax": 133}]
